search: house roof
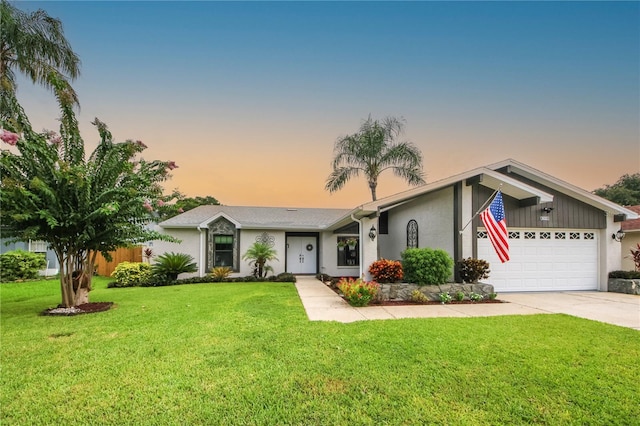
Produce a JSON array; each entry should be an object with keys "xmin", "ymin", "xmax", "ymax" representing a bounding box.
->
[
  {"xmin": 621, "ymin": 205, "xmax": 640, "ymax": 231},
  {"xmin": 160, "ymin": 159, "xmax": 638, "ymax": 232},
  {"xmin": 345, "ymin": 158, "xmax": 639, "ymax": 222},
  {"xmin": 159, "ymin": 205, "xmax": 352, "ymax": 230}
]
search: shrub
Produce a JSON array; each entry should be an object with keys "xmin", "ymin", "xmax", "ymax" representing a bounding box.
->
[
  {"xmin": 111, "ymin": 262, "xmax": 152, "ymax": 287},
  {"xmin": 410, "ymin": 289, "xmax": 429, "ymax": 303},
  {"xmin": 337, "ymin": 277, "xmax": 380, "ymax": 307},
  {"xmin": 209, "ymin": 266, "xmax": 232, "ymax": 282},
  {"xmin": 401, "ymin": 248, "xmax": 454, "ymax": 285},
  {"xmin": 454, "ymin": 291, "xmax": 465, "ymax": 302},
  {"xmin": 457, "ymin": 258, "xmax": 490, "ymax": 283},
  {"xmin": 469, "ymin": 292, "xmax": 484, "ymax": 302},
  {"xmin": 152, "ymin": 252, "xmax": 197, "ymax": 281},
  {"xmin": 608, "ymin": 270, "xmax": 640, "ymax": 279},
  {"xmin": 275, "ymin": 272, "xmax": 296, "ymax": 283},
  {"xmin": 439, "ymin": 292, "xmax": 452, "ymax": 304},
  {"xmin": 368, "ymin": 259, "xmax": 403, "ymax": 283},
  {"xmin": 488, "ymin": 292, "xmax": 498, "ymax": 300},
  {"xmin": 0, "ymin": 250, "xmax": 47, "ymax": 282}
]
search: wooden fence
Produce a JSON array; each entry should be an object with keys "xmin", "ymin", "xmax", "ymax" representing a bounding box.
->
[{"xmin": 95, "ymin": 246, "xmax": 143, "ymax": 278}]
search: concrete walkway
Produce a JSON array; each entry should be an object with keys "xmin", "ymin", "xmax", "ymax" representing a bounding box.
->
[{"xmin": 294, "ymin": 276, "xmax": 640, "ymax": 330}]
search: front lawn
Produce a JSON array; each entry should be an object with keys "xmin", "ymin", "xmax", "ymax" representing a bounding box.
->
[{"xmin": 2, "ymin": 278, "xmax": 639, "ymax": 424}]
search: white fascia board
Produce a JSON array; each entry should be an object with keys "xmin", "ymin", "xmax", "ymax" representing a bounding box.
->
[{"xmin": 491, "ymin": 159, "xmax": 639, "ymax": 219}]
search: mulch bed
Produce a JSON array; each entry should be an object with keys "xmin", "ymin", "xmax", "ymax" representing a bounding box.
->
[
  {"xmin": 371, "ymin": 299, "xmax": 506, "ymax": 306},
  {"xmin": 42, "ymin": 302, "xmax": 114, "ymax": 316}
]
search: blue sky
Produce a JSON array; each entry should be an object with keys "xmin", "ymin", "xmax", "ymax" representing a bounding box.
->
[{"xmin": 15, "ymin": 1, "xmax": 640, "ymax": 207}]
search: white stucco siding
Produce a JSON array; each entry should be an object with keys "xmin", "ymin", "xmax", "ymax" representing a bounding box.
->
[
  {"xmin": 379, "ymin": 187, "xmax": 455, "ymax": 261},
  {"xmin": 238, "ymin": 230, "xmax": 287, "ymax": 276},
  {"xmin": 152, "ymin": 227, "xmax": 202, "ymax": 279}
]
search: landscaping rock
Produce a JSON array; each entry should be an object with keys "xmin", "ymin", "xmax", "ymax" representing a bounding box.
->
[
  {"xmin": 378, "ymin": 282, "xmax": 495, "ymax": 302},
  {"xmin": 608, "ymin": 278, "xmax": 640, "ymax": 295}
]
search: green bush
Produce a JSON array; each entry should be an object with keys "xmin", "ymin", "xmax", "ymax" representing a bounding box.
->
[
  {"xmin": 275, "ymin": 272, "xmax": 296, "ymax": 283},
  {"xmin": 608, "ymin": 270, "xmax": 640, "ymax": 279},
  {"xmin": 401, "ymin": 248, "xmax": 454, "ymax": 285},
  {"xmin": 152, "ymin": 252, "xmax": 197, "ymax": 281},
  {"xmin": 0, "ymin": 250, "xmax": 47, "ymax": 282},
  {"xmin": 111, "ymin": 262, "xmax": 152, "ymax": 287},
  {"xmin": 457, "ymin": 258, "xmax": 490, "ymax": 283}
]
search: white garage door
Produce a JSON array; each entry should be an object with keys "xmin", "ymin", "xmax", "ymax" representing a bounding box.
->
[{"xmin": 477, "ymin": 229, "xmax": 598, "ymax": 292}]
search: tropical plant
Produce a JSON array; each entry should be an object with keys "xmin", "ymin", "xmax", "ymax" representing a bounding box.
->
[
  {"xmin": 209, "ymin": 266, "xmax": 233, "ymax": 282},
  {"xmin": 337, "ymin": 277, "xmax": 380, "ymax": 307},
  {"xmin": 242, "ymin": 242, "xmax": 278, "ymax": 279},
  {"xmin": 0, "ymin": 0, "xmax": 81, "ymax": 125},
  {"xmin": 457, "ymin": 257, "xmax": 491, "ymax": 283},
  {"xmin": 629, "ymin": 243, "xmax": 640, "ymax": 271},
  {"xmin": 368, "ymin": 258, "xmax": 403, "ymax": 283},
  {"xmin": 401, "ymin": 248, "xmax": 454, "ymax": 285},
  {"xmin": 152, "ymin": 252, "xmax": 197, "ymax": 281},
  {"xmin": 0, "ymin": 250, "xmax": 47, "ymax": 282},
  {"xmin": 325, "ymin": 115, "xmax": 425, "ymax": 201}
]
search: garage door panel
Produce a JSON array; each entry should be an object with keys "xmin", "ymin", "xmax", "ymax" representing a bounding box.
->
[{"xmin": 478, "ymin": 228, "xmax": 598, "ymax": 292}]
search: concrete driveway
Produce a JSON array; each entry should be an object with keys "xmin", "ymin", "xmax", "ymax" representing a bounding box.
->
[{"xmin": 294, "ymin": 276, "xmax": 640, "ymax": 330}]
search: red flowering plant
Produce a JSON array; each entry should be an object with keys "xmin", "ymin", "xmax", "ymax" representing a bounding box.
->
[
  {"xmin": 337, "ymin": 277, "xmax": 380, "ymax": 307},
  {"xmin": 368, "ymin": 259, "xmax": 403, "ymax": 283}
]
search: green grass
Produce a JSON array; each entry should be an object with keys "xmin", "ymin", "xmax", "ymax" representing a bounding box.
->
[{"xmin": 2, "ymin": 278, "xmax": 639, "ymax": 425}]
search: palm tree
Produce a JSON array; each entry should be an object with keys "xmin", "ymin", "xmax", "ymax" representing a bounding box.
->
[
  {"xmin": 242, "ymin": 243, "xmax": 278, "ymax": 279},
  {"xmin": 0, "ymin": 0, "xmax": 81, "ymax": 127},
  {"xmin": 325, "ymin": 116, "xmax": 425, "ymax": 201}
]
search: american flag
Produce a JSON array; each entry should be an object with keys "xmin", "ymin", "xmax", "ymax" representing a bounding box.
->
[{"xmin": 480, "ymin": 190, "xmax": 510, "ymax": 263}]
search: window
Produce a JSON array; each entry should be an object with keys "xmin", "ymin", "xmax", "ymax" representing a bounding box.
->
[
  {"xmin": 407, "ymin": 220, "xmax": 418, "ymax": 248},
  {"xmin": 30, "ymin": 240, "xmax": 48, "ymax": 253},
  {"xmin": 214, "ymin": 235, "xmax": 234, "ymax": 267},
  {"xmin": 337, "ymin": 236, "xmax": 359, "ymax": 266}
]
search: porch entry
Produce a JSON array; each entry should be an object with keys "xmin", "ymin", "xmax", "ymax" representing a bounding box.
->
[{"xmin": 286, "ymin": 235, "xmax": 317, "ymax": 274}]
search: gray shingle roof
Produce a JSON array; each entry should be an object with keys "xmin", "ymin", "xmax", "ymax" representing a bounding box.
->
[{"xmin": 159, "ymin": 205, "xmax": 352, "ymax": 230}]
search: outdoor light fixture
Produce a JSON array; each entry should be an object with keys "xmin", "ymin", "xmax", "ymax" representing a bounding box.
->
[
  {"xmin": 542, "ymin": 206, "xmax": 554, "ymax": 213},
  {"xmin": 369, "ymin": 225, "xmax": 377, "ymax": 241},
  {"xmin": 612, "ymin": 229, "xmax": 626, "ymax": 242}
]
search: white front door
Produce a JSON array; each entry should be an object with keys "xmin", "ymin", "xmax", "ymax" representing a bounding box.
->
[{"xmin": 286, "ymin": 236, "xmax": 317, "ymax": 274}]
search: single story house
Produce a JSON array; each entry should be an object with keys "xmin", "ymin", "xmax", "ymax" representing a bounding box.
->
[
  {"xmin": 153, "ymin": 159, "xmax": 637, "ymax": 292},
  {"xmin": 620, "ymin": 205, "xmax": 640, "ymax": 271}
]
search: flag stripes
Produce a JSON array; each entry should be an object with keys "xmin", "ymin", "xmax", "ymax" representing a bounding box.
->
[{"xmin": 480, "ymin": 190, "xmax": 510, "ymax": 263}]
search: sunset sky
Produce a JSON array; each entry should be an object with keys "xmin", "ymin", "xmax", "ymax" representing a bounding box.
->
[{"xmin": 14, "ymin": 1, "xmax": 640, "ymax": 208}]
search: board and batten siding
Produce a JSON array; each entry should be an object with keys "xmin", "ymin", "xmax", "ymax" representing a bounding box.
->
[{"xmin": 473, "ymin": 182, "xmax": 606, "ymax": 230}]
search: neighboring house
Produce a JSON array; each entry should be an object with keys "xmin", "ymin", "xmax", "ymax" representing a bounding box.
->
[
  {"xmin": 620, "ymin": 205, "xmax": 640, "ymax": 271},
  {"xmin": 153, "ymin": 159, "xmax": 638, "ymax": 292},
  {"xmin": 0, "ymin": 238, "xmax": 60, "ymax": 276}
]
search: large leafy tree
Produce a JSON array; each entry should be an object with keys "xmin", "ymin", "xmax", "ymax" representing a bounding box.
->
[
  {"xmin": 594, "ymin": 173, "xmax": 640, "ymax": 206},
  {"xmin": 1, "ymin": 101, "xmax": 177, "ymax": 307},
  {"xmin": 0, "ymin": 0, "xmax": 81, "ymax": 126},
  {"xmin": 325, "ymin": 115, "xmax": 425, "ymax": 201}
]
